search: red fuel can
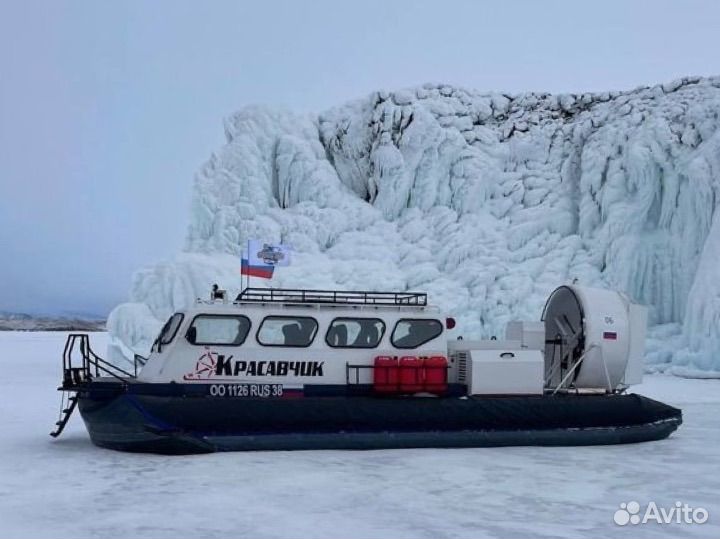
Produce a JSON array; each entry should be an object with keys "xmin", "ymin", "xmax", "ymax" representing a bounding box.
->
[
  {"xmin": 373, "ymin": 356, "xmax": 399, "ymax": 393},
  {"xmin": 424, "ymin": 356, "xmax": 448, "ymax": 393},
  {"xmin": 399, "ymin": 356, "xmax": 424, "ymax": 393}
]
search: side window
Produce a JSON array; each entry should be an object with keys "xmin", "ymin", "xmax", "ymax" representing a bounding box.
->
[
  {"xmin": 391, "ymin": 319, "xmax": 443, "ymax": 349},
  {"xmin": 326, "ymin": 318, "xmax": 385, "ymax": 348},
  {"xmin": 257, "ymin": 316, "xmax": 318, "ymax": 347},
  {"xmin": 154, "ymin": 313, "xmax": 184, "ymax": 351},
  {"xmin": 187, "ymin": 315, "xmax": 251, "ymax": 346}
]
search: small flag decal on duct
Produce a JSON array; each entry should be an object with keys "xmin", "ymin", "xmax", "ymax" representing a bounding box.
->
[{"xmin": 603, "ymin": 331, "xmax": 618, "ymax": 340}]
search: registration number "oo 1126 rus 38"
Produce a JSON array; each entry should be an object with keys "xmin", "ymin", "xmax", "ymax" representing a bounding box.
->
[{"xmin": 208, "ymin": 383, "xmax": 283, "ymax": 398}]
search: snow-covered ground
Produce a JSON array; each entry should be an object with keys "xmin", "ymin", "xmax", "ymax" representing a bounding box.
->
[{"xmin": 1, "ymin": 331, "xmax": 718, "ymax": 539}]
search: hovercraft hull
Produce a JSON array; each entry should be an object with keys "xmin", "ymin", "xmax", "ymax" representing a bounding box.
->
[{"xmin": 75, "ymin": 382, "xmax": 682, "ymax": 454}]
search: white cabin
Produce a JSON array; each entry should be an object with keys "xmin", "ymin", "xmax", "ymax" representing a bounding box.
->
[
  {"xmin": 137, "ymin": 285, "xmax": 647, "ymax": 396},
  {"xmin": 139, "ymin": 289, "xmax": 449, "ymax": 388}
]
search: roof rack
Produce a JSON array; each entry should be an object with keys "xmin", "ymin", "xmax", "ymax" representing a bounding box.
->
[{"xmin": 235, "ymin": 288, "xmax": 427, "ymax": 307}]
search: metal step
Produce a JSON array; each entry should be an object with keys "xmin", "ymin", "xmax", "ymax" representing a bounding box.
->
[{"xmin": 50, "ymin": 395, "xmax": 78, "ymax": 438}]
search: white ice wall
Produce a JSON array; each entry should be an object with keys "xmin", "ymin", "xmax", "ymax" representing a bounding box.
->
[{"xmin": 110, "ymin": 78, "xmax": 720, "ymax": 375}]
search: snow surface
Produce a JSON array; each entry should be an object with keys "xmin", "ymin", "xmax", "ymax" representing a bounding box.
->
[
  {"xmin": 108, "ymin": 77, "xmax": 720, "ymax": 374},
  {"xmin": 1, "ymin": 331, "xmax": 719, "ymax": 538}
]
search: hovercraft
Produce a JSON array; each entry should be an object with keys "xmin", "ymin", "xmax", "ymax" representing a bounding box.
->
[{"xmin": 51, "ymin": 285, "xmax": 682, "ymax": 454}]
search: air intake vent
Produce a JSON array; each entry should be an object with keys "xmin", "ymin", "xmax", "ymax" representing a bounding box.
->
[{"xmin": 457, "ymin": 351, "xmax": 468, "ymax": 383}]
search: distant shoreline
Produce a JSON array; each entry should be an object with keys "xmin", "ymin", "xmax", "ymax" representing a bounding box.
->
[{"xmin": 0, "ymin": 318, "xmax": 106, "ymax": 332}]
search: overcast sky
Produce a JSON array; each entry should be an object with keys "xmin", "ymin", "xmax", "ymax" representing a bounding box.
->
[{"xmin": 1, "ymin": 0, "xmax": 718, "ymax": 316}]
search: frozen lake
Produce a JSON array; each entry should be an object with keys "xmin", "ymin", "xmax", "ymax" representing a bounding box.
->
[{"xmin": 0, "ymin": 331, "xmax": 718, "ymax": 538}]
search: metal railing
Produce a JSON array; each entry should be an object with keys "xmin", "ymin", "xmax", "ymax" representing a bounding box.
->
[
  {"xmin": 345, "ymin": 362, "xmax": 448, "ymax": 386},
  {"xmin": 236, "ymin": 287, "xmax": 427, "ymax": 307},
  {"xmin": 61, "ymin": 334, "xmax": 134, "ymax": 389}
]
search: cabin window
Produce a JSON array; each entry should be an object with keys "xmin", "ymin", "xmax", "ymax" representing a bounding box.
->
[
  {"xmin": 257, "ymin": 316, "xmax": 318, "ymax": 347},
  {"xmin": 391, "ymin": 319, "xmax": 443, "ymax": 348},
  {"xmin": 186, "ymin": 315, "xmax": 251, "ymax": 346},
  {"xmin": 326, "ymin": 318, "xmax": 385, "ymax": 348},
  {"xmin": 153, "ymin": 313, "xmax": 184, "ymax": 351}
]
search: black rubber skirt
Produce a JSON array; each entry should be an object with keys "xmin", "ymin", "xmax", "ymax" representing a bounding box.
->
[{"xmin": 76, "ymin": 385, "xmax": 682, "ymax": 454}]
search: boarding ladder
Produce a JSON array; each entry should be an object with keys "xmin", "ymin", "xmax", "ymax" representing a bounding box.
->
[{"xmin": 50, "ymin": 333, "xmax": 135, "ymax": 438}]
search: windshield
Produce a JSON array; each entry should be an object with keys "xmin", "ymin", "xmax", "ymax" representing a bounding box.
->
[{"xmin": 152, "ymin": 313, "xmax": 184, "ymax": 352}]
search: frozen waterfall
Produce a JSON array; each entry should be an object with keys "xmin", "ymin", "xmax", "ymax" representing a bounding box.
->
[{"xmin": 108, "ymin": 77, "xmax": 720, "ymax": 375}]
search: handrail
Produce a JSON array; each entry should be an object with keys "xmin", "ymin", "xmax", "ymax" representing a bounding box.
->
[
  {"xmin": 134, "ymin": 354, "xmax": 149, "ymax": 377},
  {"xmin": 62, "ymin": 334, "xmax": 134, "ymax": 388},
  {"xmin": 82, "ymin": 336, "xmax": 133, "ymax": 378},
  {"xmin": 345, "ymin": 362, "xmax": 449, "ymax": 385},
  {"xmin": 235, "ymin": 287, "xmax": 428, "ymax": 307}
]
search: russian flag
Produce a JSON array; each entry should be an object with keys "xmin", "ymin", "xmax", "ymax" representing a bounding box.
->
[{"xmin": 241, "ymin": 257, "xmax": 274, "ymax": 279}]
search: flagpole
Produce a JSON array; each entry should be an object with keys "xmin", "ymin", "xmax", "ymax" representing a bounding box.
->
[{"xmin": 246, "ymin": 239, "xmax": 251, "ymax": 291}]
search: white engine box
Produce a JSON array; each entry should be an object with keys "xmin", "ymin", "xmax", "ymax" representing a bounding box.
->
[
  {"xmin": 468, "ymin": 349, "xmax": 544, "ymax": 395},
  {"xmin": 505, "ymin": 321, "xmax": 545, "ymax": 350}
]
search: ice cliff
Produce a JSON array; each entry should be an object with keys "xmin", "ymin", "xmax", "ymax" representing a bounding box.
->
[{"xmin": 108, "ymin": 76, "xmax": 720, "ymax": 375}]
